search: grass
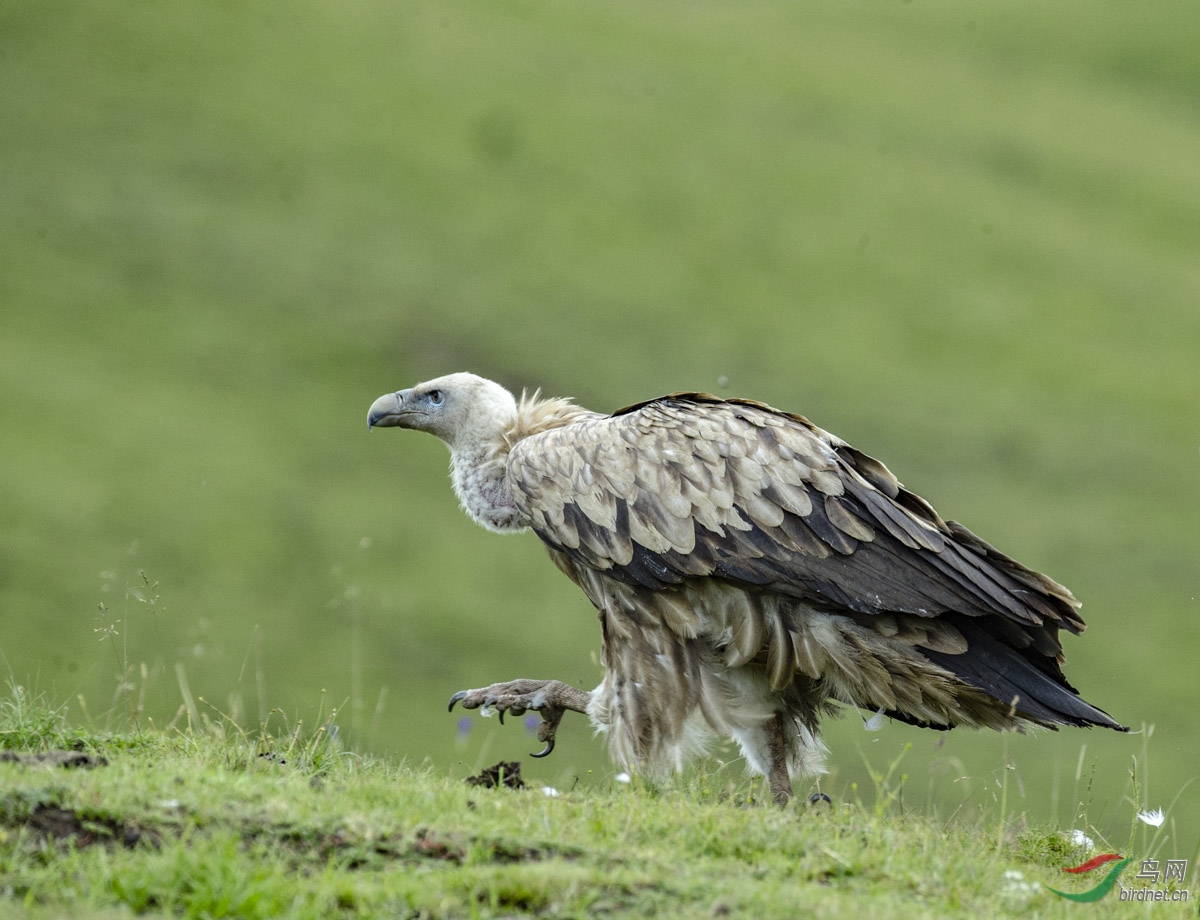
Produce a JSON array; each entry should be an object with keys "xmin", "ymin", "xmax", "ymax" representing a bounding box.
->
[
  {"xmin": 1, "ymin": 0, "xmax": 1198, "ymax": 878},
  {"xmin": 0, "ymin": 691, "xmax": 1193, "ymax": 920}
]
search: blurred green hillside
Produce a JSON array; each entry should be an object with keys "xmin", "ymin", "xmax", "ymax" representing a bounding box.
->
[{"xmin": 2, "ymin": 1, "xmax": 1197, "ymax": 843}]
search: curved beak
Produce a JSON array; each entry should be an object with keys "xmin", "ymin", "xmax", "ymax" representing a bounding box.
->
[{"xmin": 367, "ymin": 389, "xmax": 414, "ymax": 429}]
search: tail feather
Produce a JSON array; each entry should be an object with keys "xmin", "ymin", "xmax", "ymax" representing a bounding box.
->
[{"xmin": 921, "ymin": 624, "xmax": 1126, "ymax": 731}]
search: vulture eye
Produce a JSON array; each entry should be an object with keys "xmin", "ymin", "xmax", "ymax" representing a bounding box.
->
[{"xmin": 428, "ymin": 389, "xmax": 444, "ymax": 407}]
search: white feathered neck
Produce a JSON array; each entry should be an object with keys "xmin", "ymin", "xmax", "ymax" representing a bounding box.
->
[{"xmin": 450, "ymin": 383, "xmax": 596, "ymax": 533}]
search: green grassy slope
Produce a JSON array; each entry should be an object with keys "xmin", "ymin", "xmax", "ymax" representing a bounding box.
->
[
  {"xmin": 0, "ymin": 709, "xmax": 1192, "ymax": 919},
  {"xmin": 1, "ymin": 0, "xmax": 1197, "ymax": 843}
]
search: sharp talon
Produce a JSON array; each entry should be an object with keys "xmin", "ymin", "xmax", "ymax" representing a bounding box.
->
[
  {"xmin": 530, "ymin": 739, "xmax": 555, "ymax": 758},
  {"xmin": 448, "ymin": 691, "xmax": 467, "ymax": 713},
  {"xmin": 497, "ymin": 709, "xmax": 505, "ymax": 726}
]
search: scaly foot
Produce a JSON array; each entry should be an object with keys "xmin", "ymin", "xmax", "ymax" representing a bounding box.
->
[
  {"xmin": 449, "ymin": 679, "xmax": 591, "ymax": 758},
  {"xmin": 767, "ymin": 712, "xmax": 793, "ymax": 807}
]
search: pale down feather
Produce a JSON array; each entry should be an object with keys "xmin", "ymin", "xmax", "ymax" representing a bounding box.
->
[{"xmin": 368, "ymin": 373, "xmax": 1125, "ymax": 806}]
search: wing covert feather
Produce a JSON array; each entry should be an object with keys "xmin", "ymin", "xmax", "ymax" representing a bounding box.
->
[{"xmin": 507, "ymin": 394, "xmax": 1081, "ymax": 633}]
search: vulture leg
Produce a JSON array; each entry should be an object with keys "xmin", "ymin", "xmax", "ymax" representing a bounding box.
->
[
  {"xmin": 766, "ymin": 712, "xmax": 793, "ymax": 807},
  {"xmin": 449, "ymin": 679, "xmax": 591, "ymax": 758}
]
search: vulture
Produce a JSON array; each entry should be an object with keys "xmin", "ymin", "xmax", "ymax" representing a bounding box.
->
[{"xmin": 368, "ymin": 373, "xmax": 1124, "ymax": 806}]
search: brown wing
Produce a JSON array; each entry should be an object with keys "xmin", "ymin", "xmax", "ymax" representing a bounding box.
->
[{"xmin": 507, "ymin": 394, "xmax": 1082, "ymax": 642}]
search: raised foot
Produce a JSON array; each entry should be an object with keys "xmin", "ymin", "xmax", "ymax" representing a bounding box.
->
[{"xmin": 448, "ymin": 679, "xmax": 591, "ymax": 758}]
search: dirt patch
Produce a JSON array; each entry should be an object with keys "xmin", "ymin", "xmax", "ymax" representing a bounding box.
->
[
  {"xmin": 0, "ymin": 750, "xmax": 108, "ymax": 769},
  {"xmin": 411, "ymin": 828, "xmax": 464, "ymax": 861},
  {"xmin": 465, "ymin": 760, "xmax": 525, "ymax": 789},
  {"xmin": 24, "ymin": 804, "xmax": 156, "ymax": 849},
  {"xmin": 301, "ymin": 824, "xmax": 578, "ymax": 871}
]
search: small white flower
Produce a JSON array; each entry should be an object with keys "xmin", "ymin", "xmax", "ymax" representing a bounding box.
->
[
  {"xmin": 1070, "ymin": 829, "xmax": 1095, "ymax": 849},
  {"xmin": 1000, "ymin": 867, "xmax": 1038, "ymax": 902},
  {"xmin": 615, "ymin": 772, "xmax": 632, "ymax": 784},
  {"xmin": 1137, "ymin": 808, "xmax": 1165, "ymax": 827},
  {"xmin": 540, "ymin": 786, "xmax": 560, "ymax": 798}
]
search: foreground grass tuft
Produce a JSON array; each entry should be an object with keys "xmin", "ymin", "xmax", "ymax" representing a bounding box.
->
[{"xmin": 1, "ymin": 699, "xmax": 1191, "ymax": 919}]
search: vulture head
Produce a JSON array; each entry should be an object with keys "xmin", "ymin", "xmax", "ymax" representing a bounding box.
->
[
  {"xmin": 367, "ymin": 372, "xmax": 517, "ymax": 453},
  {"xmin": 369, "ymin": 372, "xmax": 528, "ymax": 533}
]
